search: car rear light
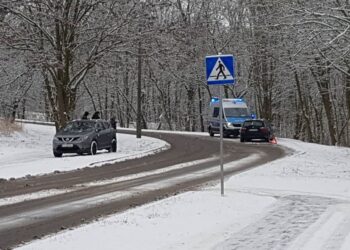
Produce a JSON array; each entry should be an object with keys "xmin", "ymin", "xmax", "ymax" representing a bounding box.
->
[
  {"xmin": 260, "ymin": 127, "xmax": 268, "ymax": 133},
  {"xmin": 241, "ymin": 128, "xmax": 246, "ymax": 132}
]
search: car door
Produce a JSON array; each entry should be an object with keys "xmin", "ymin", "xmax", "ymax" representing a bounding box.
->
[
  {"xmin": 100, "ymin": 121, "xmax": 113, "ymax": 148},
  {"xmin": 103, "ymin": 121, "xmax": 114, "ymax": 143},
  {"xmin": 95, "ymin": 121, "xmax": 107, "ymax": 149}
]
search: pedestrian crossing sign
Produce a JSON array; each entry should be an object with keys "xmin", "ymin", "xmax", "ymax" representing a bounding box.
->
[{"xmin": 206, "ymin": 54, "xmax": 235, "ymax": 85}]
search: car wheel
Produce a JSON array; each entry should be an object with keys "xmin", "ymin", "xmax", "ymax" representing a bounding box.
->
[
  {"xmin": 240, "ymin": 137, "xmax": 245, "ymax": 142},
  {"xmin": 209, "ymin": 128, "xmax": 214, "ymax": 137},
  {"xmin": 53, "ymin": 151, "xmax": 62, "ymax": 157},
  {"xmin": 109, "ymin": 138, "xmax": 117, "ymax": 152},
  {"xmin": 89, "ymin": 140, "xmax": 97, "ymax": 155},
  {"xmin": 265, "ymin": 134, "xmax": 270, "ymax": 142}
]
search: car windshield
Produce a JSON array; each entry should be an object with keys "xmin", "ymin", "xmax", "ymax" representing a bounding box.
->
[
  {"xmin": 244, "ymin": 120, "xmax": 264, "ymax": 127},
  {"xmin": 63, "ymin": 121, "xmax": 95, "ymax": 132},
  {"xmin": 224, "ymin": 108, "xmax": 249, "ymax": 117}
]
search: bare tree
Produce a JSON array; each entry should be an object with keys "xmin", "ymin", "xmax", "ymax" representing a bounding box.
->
[{"xmin": 0, "ymin": 1, "xmax": 137, "ymax": 129}]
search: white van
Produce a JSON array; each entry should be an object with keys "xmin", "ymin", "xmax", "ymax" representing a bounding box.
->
[{"xmin": 208, "ymin": 98, "xmax": 253, "ymax": 137}]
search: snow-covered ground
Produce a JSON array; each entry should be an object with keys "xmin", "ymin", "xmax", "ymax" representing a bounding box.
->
[
  {"xmin": 0, "ymin": 123, "xmax": 169, "ymax": 179},
  {"xmin": 1, "ymin": 123, "xmax": 350, "ymax": 249}
]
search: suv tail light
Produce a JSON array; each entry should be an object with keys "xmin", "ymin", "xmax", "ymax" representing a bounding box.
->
[{"xmin": 260, "ymin": 127, "xmax": 268, "ymax": 133}]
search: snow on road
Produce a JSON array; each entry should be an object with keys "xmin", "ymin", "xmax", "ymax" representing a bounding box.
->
[{"xmin": 1, "ymin": 123, "xmax": 350, "ymax": 249}]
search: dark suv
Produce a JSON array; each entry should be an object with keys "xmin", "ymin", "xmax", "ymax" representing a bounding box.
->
[
  {"xmin": 240, "ymin": 119, "xmax": 273, "ymax": 142},
  {"xmin": 53, "ymin": 119, "xmax": 117, "ymax": 157}
]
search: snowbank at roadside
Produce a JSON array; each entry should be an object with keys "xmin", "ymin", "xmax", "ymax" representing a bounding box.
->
[
  {"xmin": 229, "ymin": 138, "xmax": 350, "ymax": 200},
  {"xmin": 0, "ymin": 123, "xmax": 169, "ymax": 180}
]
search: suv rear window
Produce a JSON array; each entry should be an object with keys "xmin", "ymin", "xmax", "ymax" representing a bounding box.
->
[{"xmin": 243, "ymin": 120, "xmax": 264, "ymax": 127}]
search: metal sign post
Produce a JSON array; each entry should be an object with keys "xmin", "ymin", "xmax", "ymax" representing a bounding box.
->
[
  {"xmin": 219, "ymin": 86, "xmax": 224, "ymax": 195},
  {"xmin": 206, "ymin": 54, "xmax": 235, "ymax": 196}
]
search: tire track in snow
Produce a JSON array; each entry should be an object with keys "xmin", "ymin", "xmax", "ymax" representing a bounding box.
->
[{"xmin": 214, "ymin": 195, "xmax": 343, "ymax": 250}]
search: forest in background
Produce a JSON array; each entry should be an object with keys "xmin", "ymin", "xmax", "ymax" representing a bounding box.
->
[{"xmin": 0, "ymin": 0, "xmax": 349, "ymax": 146}]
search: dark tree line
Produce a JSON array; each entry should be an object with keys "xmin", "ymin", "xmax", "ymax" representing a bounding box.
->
[{"xmin": 1, "ymin": 0, "xmax": 350, "ymax": 146}]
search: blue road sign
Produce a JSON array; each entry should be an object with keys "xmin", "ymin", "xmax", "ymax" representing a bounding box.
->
[{"xmin": 206, "ymin": 54, "xmax": 235, "ymax": 85}]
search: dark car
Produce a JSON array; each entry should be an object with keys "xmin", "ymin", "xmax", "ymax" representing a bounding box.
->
[
  {"xmin": 53, "ymin": 119, "xmax": 117, "ymax": 157},
  {"xmin": 240, "ymin": 119, "xmax": 274, "ymax": 142}
]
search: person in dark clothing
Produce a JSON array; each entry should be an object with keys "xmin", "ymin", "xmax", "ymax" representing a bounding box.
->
[
  {"xmin": 91, "ymin": 111, "xmax": 100, "ymax": 119},
  {"xmin": 110, "ymin": 117, "xmax": 116, "ymax": 129},
  {"xmin": 82, "ymin": 111, "xmax": 89, "ymax": 120}
]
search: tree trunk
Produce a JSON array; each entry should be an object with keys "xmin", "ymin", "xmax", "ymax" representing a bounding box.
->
[
  {"xmin": 198, "ymin": 85, "xmax": 205, "ymax": 132},
  {"xmin": 124, "ymin": 54, "xmax": 130, "ymax": 128},
  {"xmin": 293, "ymin": 69, "xmax": 313, "ymax": 142},
  {"xmin": 345, "ymin": 66, "xmax": 350, "ymax": 122},
  {"xmin": 185, "ymin": 86, "xmax": 195, "ymax": 131},
  {"xmin": 311, "ymin": 57, "xmax": 337, "ymax": 145}
]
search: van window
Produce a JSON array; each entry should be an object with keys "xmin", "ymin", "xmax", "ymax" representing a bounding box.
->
[
  {"xmin": 224, "ymin": 108, "xmax": 249, "ymax": 117},
  {"xmin": 213, "ymin": 107, "xmax": 220, "ymax": 118}
]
